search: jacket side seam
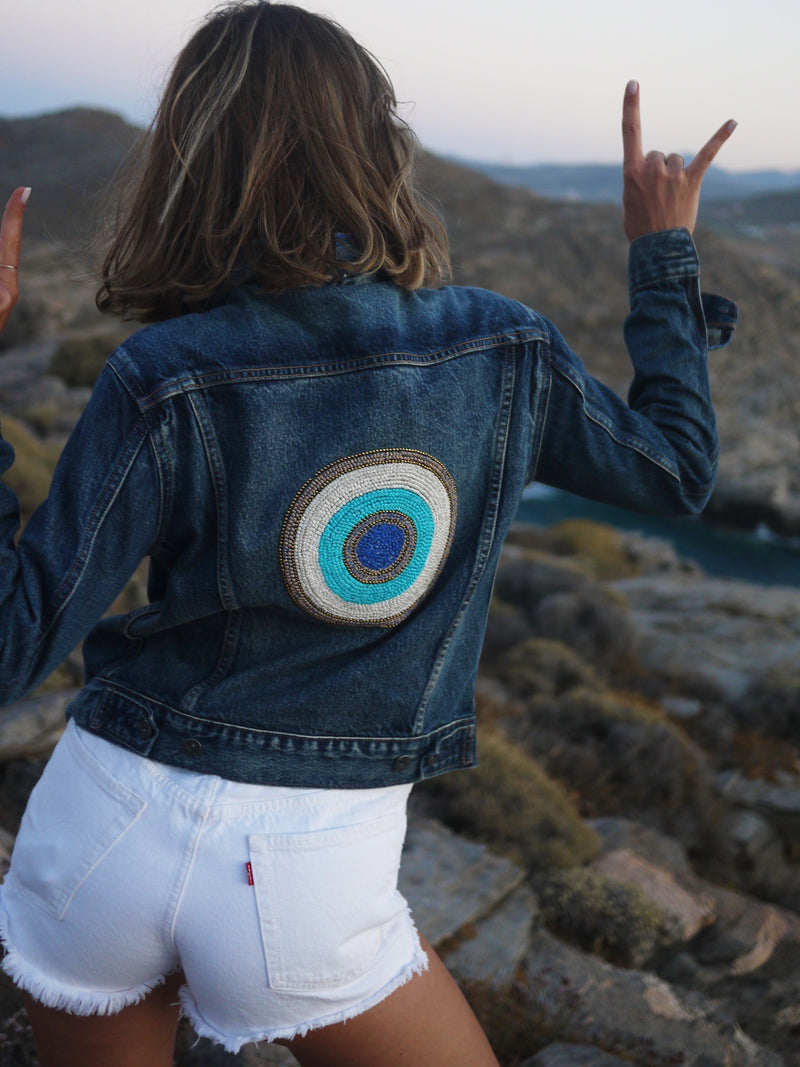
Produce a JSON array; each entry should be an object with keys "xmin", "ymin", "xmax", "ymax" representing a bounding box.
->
[{"xmin": 413, "ymin": 346, "xmax": 517, "ymax": 732}]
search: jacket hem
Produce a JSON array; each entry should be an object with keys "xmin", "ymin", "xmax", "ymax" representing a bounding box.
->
[{"xmin": 67, "ymin": 682, "xmax": 477, "ymax": 788}]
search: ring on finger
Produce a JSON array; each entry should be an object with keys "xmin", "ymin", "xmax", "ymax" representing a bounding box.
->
[{"xmin": 0, "ymin": 264, "xmax": 18, "ymax": 271}]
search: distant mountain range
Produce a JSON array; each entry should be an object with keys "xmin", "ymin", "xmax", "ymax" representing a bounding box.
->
[
  {"xmin": 452, "ymin": 158, "xmax": 800, "ymax": 210},
  {"xmin": 2, "ymin": 107, "xmax": 800, "ymax": 528}
]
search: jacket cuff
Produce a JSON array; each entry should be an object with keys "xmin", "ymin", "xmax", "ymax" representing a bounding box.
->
[
  {"xmin": 628, "ymin": 229, "xmax": 738, "ymax": 350},
  {"xmin": 628, "ymin": 228, "xmax": 699, "ymax": 291},
  {"xmin": 701, "ymin": 292, "xmax": 738, "ymax": 350}
]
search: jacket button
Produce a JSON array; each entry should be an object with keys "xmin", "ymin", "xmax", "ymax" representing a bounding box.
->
[
  {"xmin": 183, "ymin": 738, "xmax": 202, "ymax": 758},
  {"xmin": 136, "ymin": 719, "xmax": 153, "ymax": 740},
  {"xmin": 392, "ymin": 755, "xmax": 413, "ymax": 773}
]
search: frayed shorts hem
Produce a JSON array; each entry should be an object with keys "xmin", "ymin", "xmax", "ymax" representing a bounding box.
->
[
  {"xmin": 2, "ymin": 891, "xmax": 429, "ymax": 1056},
  {"xmin": 181, "ymin": 937, "xmax": 430, "ymax": 1054},
  {"xmin": 0, "ymin": 916, "xmax": 173, "ymax": 1017}
]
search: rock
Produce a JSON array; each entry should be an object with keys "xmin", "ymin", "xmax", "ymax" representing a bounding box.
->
[
  {"xmin": 718, "ymin": 770, "xmax": 800, "ymax": 829},
  {"xmin": 398, "ymin": 812, "xmax": 526, "ymax": 948},
  {"xmin": 725, "ymin": 808, "xmax": 785, "ymax": 866},
  {"xmin": 717, "ymin": 775, "xmax": 800, "ymax": 902},
  {"xmin": 522, "ymin": 927, "xmax": 784, "ymax": 1066},
  {"xmin": 524, "ymin": 1044, "xmax": 632, "ymax": 1066},
  {"xmin": 590, "ymin": 818, "xmax": 698, "ymax": 884},
  {"xmin": 613, "ymin": 574, "xmax": 800, "ymax": 705},
  {"xmin": 0, "ymin": 689, "xmax": 77, "ymax": 761},
  {"xmin": 661, "ymin": 695, "xmax": 705, "ymax": 721},
  {"xmin": 442, "ymin": 883, "xmax": 537, "ymax": 988},
  {"xmin": 692, "ymin": 884, "xmax": 800, "ymax": 977},
  {"xmin": 590, "ymin": 849, "xmax": 716, "ymax": 942}
]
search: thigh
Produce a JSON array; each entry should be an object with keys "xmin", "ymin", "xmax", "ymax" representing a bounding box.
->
[
  {"xmin": 21, "ymin": 969, "xmax": 184, "ymax": 1067},
  {"xmin": 281, "ymin": 936, "xmax": 500, "ymax": 1067}
]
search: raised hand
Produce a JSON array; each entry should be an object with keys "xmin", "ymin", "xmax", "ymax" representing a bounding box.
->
[
  {"xmin": 622, "ymin": 82, "xmax": 736, "ymax": 242},
  {"xmin": 0, "ymin": 187, "xmax": 30, "ymax": 336}
]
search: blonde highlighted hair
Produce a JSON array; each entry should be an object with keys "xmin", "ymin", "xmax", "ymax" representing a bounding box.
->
[{"xmin": 97, "ymin": 2, "xmax": 450, "ymax": 322}]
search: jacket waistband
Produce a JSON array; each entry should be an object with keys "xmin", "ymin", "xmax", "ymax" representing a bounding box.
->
[{"xmin": 67, "ymin": 683, "xmax": 476, "ymax": 789}]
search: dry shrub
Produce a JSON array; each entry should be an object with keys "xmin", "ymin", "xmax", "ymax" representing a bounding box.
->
[
  {"xmin": 734, "ymin": 672, "xmax": 800, "ymax": 741},
  {"xmin": 496, "ymin": 638, "xmax": 601, "ymax": 701},
  {"xmin": 481, "ymin": 598, "xmax": 535, "ymax": 665},
  {"xmin": 539, "ymin": 519, "xmax": 642, "ymax": 581},
  {"xmin": 729, "ymin": 729, "xmax": 800, "ymax": 782},
  {"xmin": 0, "ymin": 296, "xmax": 45, "ymax": 352},
  {"xmin": 501, "ymin": 684, "xmax": 720, "ymax": 854},
  {"xmin": 493, "ymin": 548, "xmax": 636, "ymax": 672},
  {"xmin": 0, "ymin": 416, "xmax": 60, "ymax": 521},
  {"xmin": 418, "ymin": 730, "xmax": 600, "ymax": 872},
  {"xmin": 530, "ymin": 588, "xmax": 635, "ymax": 670},
  {"xmin": 494, "ymin": 547, "xmax": 588, "ymax": 615},
  {"xmin": 536, "ymin": 867, "xmax": 670, "ymax": 968},
  {"xmin": 48, "ymin": 332, "xmax": 126, "ymax": 388},
  {"xmin": 16, "ymin": 400, "xmax": 61, "ymax": 438}
]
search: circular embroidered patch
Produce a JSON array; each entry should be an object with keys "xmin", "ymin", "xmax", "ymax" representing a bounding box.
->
[{"xmin": 280, "ymin": 449, "xmax": 457, "ymax": 626}]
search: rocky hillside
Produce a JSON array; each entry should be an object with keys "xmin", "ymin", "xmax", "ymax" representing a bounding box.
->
[
  {"xmin": 2, "ymin": 109, "xmax": 800, "ymax": 1066},
  {"xmin": 2, "ymin": 521, "xmax": 800, "ymax": 1066},
  {"xmin": 3, "ymin": 107, "xmax": 799, "ymax": 532},
  {"xmin": 417, "ymin": 153, "xmax": 800, "ymax": 536}
]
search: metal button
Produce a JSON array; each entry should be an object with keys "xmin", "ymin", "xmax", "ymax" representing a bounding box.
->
[
  {"xmin": 392, "ymin": 755, "xmax": 412, "ymax": 773},
  {"xmin": 136, "ymin": 719, "xmax": 153, "ymax": 740},
  {"xmin": 183, "ymin": 738, "xmax": 202, "ymax": 758}
]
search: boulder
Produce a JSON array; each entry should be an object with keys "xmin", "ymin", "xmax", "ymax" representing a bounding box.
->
[
  {"xmin": 522, "ymin": 927, "xmax": 784, "ymax": 1066},
  {"xmin": 590, "ymin": 848, "xmax": 716, "ymax": 943},
  {"xmin": 613, "ymin": 574, "xmax": 800, "ymax": 705}
]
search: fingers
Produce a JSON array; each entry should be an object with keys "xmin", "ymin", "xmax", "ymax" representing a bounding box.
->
[
  {"xmin": 621, "ymin": 80, "xmax": 643, "ymax": 167},
  {"xmin": 0, "ymin": 188, "xmax": 30, "ymax": 335},
  {"xmin": 0, "ymin": 187, "xmax": 30, "ymax": 271},
  {"xmin": 686, "ymin": 119, "xmax": 738, "ymax": 183}
]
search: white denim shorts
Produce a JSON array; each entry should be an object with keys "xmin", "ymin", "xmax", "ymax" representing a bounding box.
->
[{"xmin": 0, "ymin": 719, "xmax": 426, "ymax": 1053}]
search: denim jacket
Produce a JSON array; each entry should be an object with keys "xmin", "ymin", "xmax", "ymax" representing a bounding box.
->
[{"xmin": 0, "ymin": 229, "xmax": 736, "ymax": 787}]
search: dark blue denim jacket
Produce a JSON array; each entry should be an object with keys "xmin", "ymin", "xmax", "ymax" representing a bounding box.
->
[{"xmin": 0, "ymin": 229, "xmax": 736, "ymax": 787}]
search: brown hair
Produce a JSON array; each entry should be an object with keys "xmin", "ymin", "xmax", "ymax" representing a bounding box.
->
[{"xmin": 96, "ymin": 1, "xmax": 450, "ymax": 322}]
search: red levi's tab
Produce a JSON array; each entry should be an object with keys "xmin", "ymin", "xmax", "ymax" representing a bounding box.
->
[{"xmin": 246, "ymin": 862, "xmax": 254, "ymax": 886}]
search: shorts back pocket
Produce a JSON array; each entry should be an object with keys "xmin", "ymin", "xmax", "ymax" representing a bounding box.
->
[
  {"xmin": 249, "ymin": 810, "xmax": 407, "ymax": 992},
  {"xmin": 9, "ymin": 725, "xmax": 146, "ymax": 921}
]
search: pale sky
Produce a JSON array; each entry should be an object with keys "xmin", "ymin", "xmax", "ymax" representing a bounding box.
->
[{"xmin": 2, "ymin": 0, "xmax": 798, "ymax": 172}]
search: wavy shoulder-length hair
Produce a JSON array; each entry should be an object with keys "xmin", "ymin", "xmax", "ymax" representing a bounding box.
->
[{"xmin": 97, "ymin": 1, "xmax": 450, "ymax": 322}]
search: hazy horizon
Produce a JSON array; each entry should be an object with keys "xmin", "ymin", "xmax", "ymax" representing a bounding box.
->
[{"xmin": 2, "ymin": 0, "xmax": 798, "ymax": 173}]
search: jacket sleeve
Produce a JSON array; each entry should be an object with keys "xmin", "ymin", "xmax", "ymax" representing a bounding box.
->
[
  {"xmin": 531, "ymin": 228, "xmax": 737, "ymax": 516},
  {"xmin": 0, "ymin": 361, "xmax": 161, "ymax": 703}
]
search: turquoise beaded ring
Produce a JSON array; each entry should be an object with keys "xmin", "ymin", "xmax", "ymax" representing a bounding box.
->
[{"xmin": 280, "ymin": 449, "xmax": 457, "ymax": 626}]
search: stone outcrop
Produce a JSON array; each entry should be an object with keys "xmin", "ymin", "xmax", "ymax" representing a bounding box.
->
[{"xmin": 2, "ymin": 518, "xmax": 800, "ymax": 1063}]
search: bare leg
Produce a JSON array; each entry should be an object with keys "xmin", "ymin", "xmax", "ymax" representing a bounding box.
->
[
  {"xmin": 20, "ymin": 969, "xmax": 184, "ymax": 1067},
  {"xmin": 281, "ymin": 936, "xmax": 500, "ymax": 1067}
]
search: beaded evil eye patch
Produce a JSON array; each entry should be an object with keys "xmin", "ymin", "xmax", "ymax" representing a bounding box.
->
[{"xmin": 280, "ymin": 449, "xmax": 457, "ymax": 626}]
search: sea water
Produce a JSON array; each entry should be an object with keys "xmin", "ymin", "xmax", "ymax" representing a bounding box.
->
[{"xmin": 517, "ymin": 485, "xmax": 800, "ymax": 589}]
